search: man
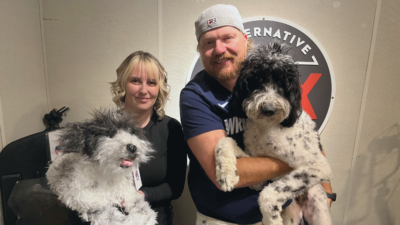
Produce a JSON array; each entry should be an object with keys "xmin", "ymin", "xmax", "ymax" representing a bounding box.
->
[{"xmin": 180, "ymin": 4, "xmax": 334, "ymax": 225}]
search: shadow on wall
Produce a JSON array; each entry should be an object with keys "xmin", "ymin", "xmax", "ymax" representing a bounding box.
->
[
  {"xmin": 348, "ymin": 124, "xmax": 400, "ymax": 225},
  {"xmin": 172, "ymin": 167, "xmax": 197, "ymax": 225}
]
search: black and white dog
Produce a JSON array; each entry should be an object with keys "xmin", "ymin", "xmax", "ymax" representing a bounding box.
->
[
  {"xmin": 46, "ymin": 109, "xmax": 157, "ymax": 225},
  {"xmin": 215, "ymin": 42, "xmax": 334, "ymax": 225}
]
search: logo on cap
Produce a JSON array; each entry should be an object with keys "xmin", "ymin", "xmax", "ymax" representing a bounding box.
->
[{"xmin": 208, "ymin": 18, "xmax": 217, "ymax": 26}]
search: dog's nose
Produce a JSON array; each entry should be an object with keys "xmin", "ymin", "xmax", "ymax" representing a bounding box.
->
[
  {"xmin": 126, "ymin": 144, "xmax": 137, "ymax": 153},
  {"xmin": 261, "ymin": 104, "xmax": 275, "ymax": 117},
  {"xmin": 263, "ymin": 110, "xmax": 275, "ymax": 117}
]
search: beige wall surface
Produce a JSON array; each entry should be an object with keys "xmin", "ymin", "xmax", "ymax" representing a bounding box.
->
[
  {"xmin": 1, "ymin": 0, "xmax": 400, "ymax": 225},
  {"xmin": 0, "ymin": 97, "xmax": 2, "ymax": 225},
  {"xmin": 43, "ymin": 0, "xmax": 159, "ymax": 124},
  {"xmin": 345, "ymin": 0, "xmax": 400, "ymax": 225},
  {"xmin": 0, "ymin": 0, "xmax": 48, "ymax": 146},
  {"xmin": 0, "ymin": 97, "xmax": 4, "ymax": 150},
  {"xmin": 0, "ymin": 1, "xmax": 48, "ymax": 225}
]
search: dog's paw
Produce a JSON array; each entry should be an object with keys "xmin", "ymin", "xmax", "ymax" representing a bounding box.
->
[
  {"xmin": 262, "ymin": 216, "xmax": 284, "ymax": 225},
  {"xmin": 260, "ymin": 203, "xmax": 284, "ymax": 225},
  {"xmin": 215, "ymin": 137, "xmax": 240, "ymax": 192},
  {"xmin": 216, "ymin": 168, "xmax": 239, "ymax": 192}
]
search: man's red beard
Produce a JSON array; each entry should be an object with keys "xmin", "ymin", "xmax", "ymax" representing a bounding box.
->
[{"xmin": 209, "ymin": 51, "xmax": 246, "ymax": 81}]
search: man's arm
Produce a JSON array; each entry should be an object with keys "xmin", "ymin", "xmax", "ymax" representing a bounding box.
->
[
  {"xmin": 187, "ymin": 129, "xmax": 292, "ymax": 189},
  {"xmin": 320, "ymin": 150, "xmax": 334, "ymax": 207}
]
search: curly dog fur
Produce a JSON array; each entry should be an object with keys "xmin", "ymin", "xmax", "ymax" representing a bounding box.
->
[
  {"xmin": 215, "ymin": 42, "xmax": 334, "ymax": 225},
  {"xmin": 46, "ymin": 109, "xmax": 157, "ymax": 225}
]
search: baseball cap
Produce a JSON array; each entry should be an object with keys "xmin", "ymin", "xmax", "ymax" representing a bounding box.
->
[{"xmin": 195, "ymin": 4, "xmax": 245, "ymax": 41}]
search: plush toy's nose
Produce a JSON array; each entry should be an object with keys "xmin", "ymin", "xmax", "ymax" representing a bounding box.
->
[{"xmin": 126, "ymin": 144, "xmax": 137, "ymax": 153}]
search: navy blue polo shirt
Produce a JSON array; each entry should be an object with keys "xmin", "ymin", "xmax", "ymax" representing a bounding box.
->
[{"xmin": 180, "ymin": 70, "xmax": 262, "ymax": 224}]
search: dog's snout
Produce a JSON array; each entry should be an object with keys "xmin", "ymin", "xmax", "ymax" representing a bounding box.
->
[
  {"xmin": 261, "ymin": 104, "xmax": 275, "ymax": 117},
  {"xmin": 126, "ymin": 144, "xmax": 137, "ymax": 153}
]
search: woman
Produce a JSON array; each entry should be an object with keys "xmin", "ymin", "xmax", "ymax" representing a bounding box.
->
[{"xmin": 110, "ymin": 51, "xmax": 187, "ymax": 225}]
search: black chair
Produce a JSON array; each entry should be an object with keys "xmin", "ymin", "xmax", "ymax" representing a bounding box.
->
[{"xmin": 0, "ymin": 131, "xmax": 87, "ymax": 225}]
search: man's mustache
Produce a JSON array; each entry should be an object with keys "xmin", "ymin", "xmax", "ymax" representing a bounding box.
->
[{"xmin": 215, "ymin": 53, "xmax": 235, "ymax": 61}]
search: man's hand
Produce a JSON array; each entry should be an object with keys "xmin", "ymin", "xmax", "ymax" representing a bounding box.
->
[
  {"xmin": 328, "ymin": 198, "xmax": 333, "ymax": 208},
  {"xmin": 320, "ymin": 150, "xmax": 334, "ymax": 208}
]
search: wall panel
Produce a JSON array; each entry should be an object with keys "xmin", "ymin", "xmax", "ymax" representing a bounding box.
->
[
  {"xmin": 0, "ymin": 1, "xmax": 48, "ymax": 224},
  {"xmin": 346, "ymin": 0, "xmax": 400, "ymax": 224},
  {"xmin": 43, "ymin": 0, "xmax": 159, "ymax": 124},
  {"xmin": 0, "ymin": 0, "xmax": 48, "ymax": 146}
]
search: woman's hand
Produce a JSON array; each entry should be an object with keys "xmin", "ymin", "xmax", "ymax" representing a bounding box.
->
[{"xmin": 120, "ymin": 191, "xmax": 145, "ymax": 208}]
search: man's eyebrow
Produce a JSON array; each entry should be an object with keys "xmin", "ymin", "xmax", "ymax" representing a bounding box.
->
[
  {"xmin": 200, "ymin": 37, "xmax": 215, "ymax": 43},
  {"xmin": 223, "ymin": 32, "xmax": 237, "ymax": 37}
]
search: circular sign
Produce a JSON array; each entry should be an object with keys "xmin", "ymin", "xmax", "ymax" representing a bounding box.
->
[{"xmin": 187, "ymin": 17, "xmax": 335, "ymax": 134}]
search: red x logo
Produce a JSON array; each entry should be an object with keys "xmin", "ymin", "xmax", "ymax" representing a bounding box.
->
[{"xmin": 300, "ymin": 73, "xmax": 321, "ymax": 120}]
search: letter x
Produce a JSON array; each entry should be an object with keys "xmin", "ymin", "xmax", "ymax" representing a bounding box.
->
[{"xmin": 300, "ymin": 73, "xmax": 321, "ymax": 119}]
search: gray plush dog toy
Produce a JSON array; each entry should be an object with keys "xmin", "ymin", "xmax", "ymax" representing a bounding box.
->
[
  {"xmin": 46, "ymin": 109, "xmax": 157, "ymax": 225},
  {"xmin": 215, "ymin": 42, "xmax": 334, "ymax": 225}
]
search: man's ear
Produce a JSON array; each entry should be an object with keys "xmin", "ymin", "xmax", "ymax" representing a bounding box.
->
[{"xmin": 243, "ymin": 33, "xmax": 248, "ymax": 49}]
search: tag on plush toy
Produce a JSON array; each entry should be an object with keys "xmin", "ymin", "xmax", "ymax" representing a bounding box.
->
[{"xmin": 132, "ymin": 165, "xmax": 142, "ymax": 190}]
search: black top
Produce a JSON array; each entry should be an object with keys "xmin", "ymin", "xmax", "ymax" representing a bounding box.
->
[{"xmin": 140, "ymin": 111, "xmax": 188, "ymax": 225}]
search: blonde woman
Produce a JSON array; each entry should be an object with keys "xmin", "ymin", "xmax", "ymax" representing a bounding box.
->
[{"xmin": 110, "ymin": 51, "xmax": 187, "ymax": 225}]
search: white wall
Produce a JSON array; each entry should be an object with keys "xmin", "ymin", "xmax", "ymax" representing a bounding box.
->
[
  {"xmin": 1, "ymin": 0, "xmax": 400, "ymax": 225},
  {"xmin": 0, "ymin": 97, "xmax": 4, "ymax": 150},
  {"xmin": 0, "ymin": 1, "xmax": 49, "ymax": 225},
  {"xmin": 0, "ymin": 0, "xmax": 49, "ymax": 147},
  {"xmin": 344, "ymin": 0, "xmax": 400, "ymax": 224},
  {"xmin": 43, "ymin": 0, "xmax": 159, "ymax": 123}
]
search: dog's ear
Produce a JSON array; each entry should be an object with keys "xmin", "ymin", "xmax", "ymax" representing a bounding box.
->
[
  {"xmin": 231, "ymin": 47, "xmax": 267, "ymax": 118},
  {"xmin": 58, "ymin": 122, "xmax": 87, "ymax": 154},
  {"xmin": 58, "ymin": 109, "xmax": 121, "ymax": 156},
  {"xmin": 273, "ymin": 42, "xmax": 302, "ymax": 127},
  {"xmin": 231, "ymin": 74, "xmax": 251, "ymax": 118},
  {"xmin": 280, "ymin": 94, "xmax": 302, "ymax": 127},
  {"xmin": 82, "ymin": 124, "xmax": 118, "ymax": 156}
]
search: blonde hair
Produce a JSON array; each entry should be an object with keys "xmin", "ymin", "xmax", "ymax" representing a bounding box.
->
[{"xmin": 110, "ymin": 51, "xmax": 170, "ymax": 119}]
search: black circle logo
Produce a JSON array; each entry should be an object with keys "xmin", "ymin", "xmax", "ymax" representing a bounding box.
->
[{"xmin": 187, "ymin": 17, "xmax": 335, "ymax": 134}]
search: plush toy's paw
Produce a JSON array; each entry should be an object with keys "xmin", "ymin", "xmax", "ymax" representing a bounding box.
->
[{"xmin": 215, "ymin": 137, "xmax": 240, "ymax": 192}]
